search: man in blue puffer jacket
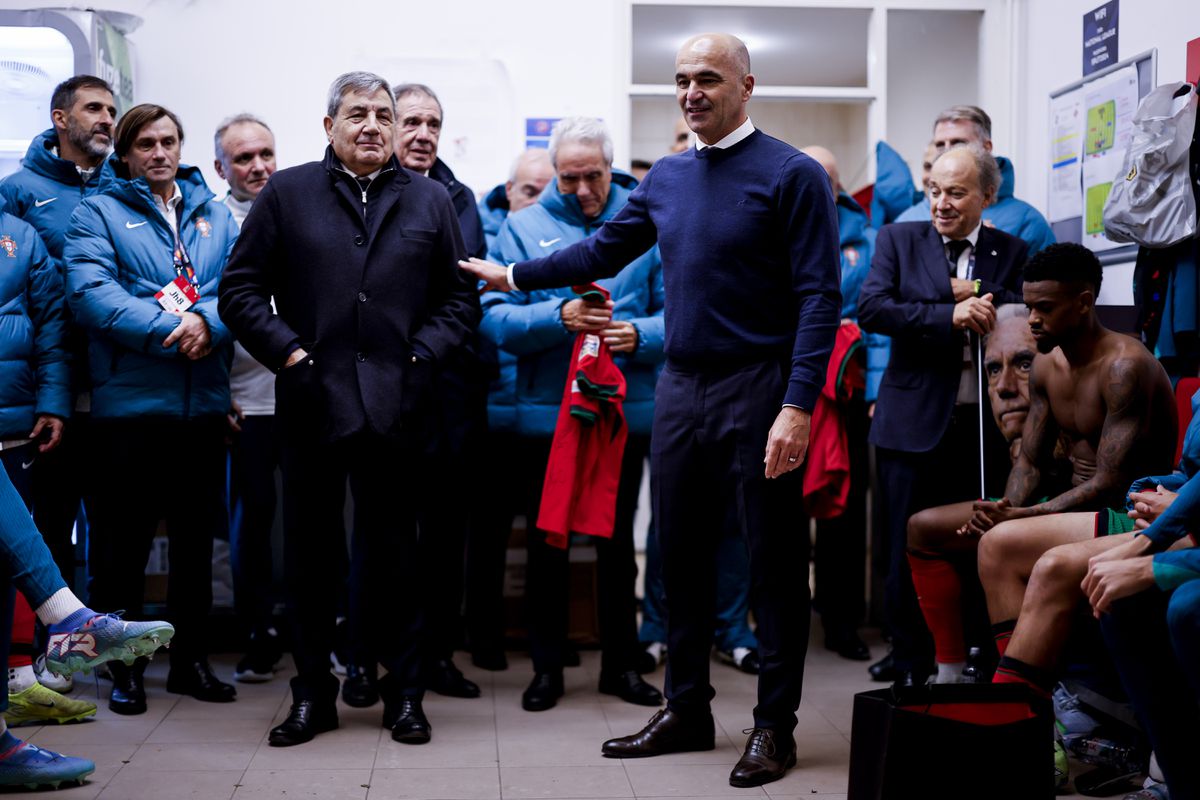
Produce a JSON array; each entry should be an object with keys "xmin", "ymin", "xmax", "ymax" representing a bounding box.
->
[
  {"xmin": 482, "ymin": 117, "xmax": 664, "ymax": 712},
  {"xmin": 0, "ymin": 198, "xmax": 70, "ymax": 461},
  {"xmin": 893, "ymin": 105, "xmax": 1055, "ymax": 255},
  {"xmin": 0, "ymin": 75, "xmax": 116, "ymax": 586},
  {"xmin": 64, "ymin": 103, "xmax": 238, "ymax": 716}
]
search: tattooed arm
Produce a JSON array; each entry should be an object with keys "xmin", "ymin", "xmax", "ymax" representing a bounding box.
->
[{"xmin": 1023, "ymin": 356, "xmax": 1152, "ymax": 514}]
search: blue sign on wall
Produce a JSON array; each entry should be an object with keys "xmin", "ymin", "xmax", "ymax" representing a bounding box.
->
[{"xmin": 1082, "ymin": 1, "xmax": 1119, "ymax": 76}]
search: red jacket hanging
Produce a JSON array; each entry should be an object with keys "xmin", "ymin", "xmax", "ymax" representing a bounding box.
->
[
  {"xmin": 537, "ymin": 284, "xmax": 629, "ymax": 549},
  {"xmin": 802, "ymin": 322, "xmax": 865, "ymax": 519}
]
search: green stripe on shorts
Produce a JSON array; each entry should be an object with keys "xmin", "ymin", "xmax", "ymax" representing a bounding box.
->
[{"xmin": 1098, "ymin": 508, "xmax": 1137, "ymax": 537}]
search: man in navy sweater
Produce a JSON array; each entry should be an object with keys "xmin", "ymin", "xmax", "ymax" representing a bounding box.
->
[{"xmin": 461, "ymin": 33, "xmax": 841, "ymax": 788}]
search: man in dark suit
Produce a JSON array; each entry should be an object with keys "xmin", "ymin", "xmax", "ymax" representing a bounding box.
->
[
  {"xmin": 217, "ymin": 71, "xmax": 480, "ymax": 748},
  {"xmin": 858, "ymin": 143, "xmax": 1027, "ymax": 686}
]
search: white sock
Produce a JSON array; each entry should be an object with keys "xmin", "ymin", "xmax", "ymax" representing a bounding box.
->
[
  {"xmin": 935, "ymin": 661, "xmax": 965, "ymax": 684},
  {"xmin": 8, "ymin": 665, "xmax": 37, "ymax": 692},
  {"xmin": 33, "ymin": 588, "xmax": 86, "ymax": 626},
  {"xmin": 0, "ymin": 717, "xmax": 7, "ymax": 737}
]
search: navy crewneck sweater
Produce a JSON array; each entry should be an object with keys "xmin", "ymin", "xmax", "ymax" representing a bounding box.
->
[{"xmin": 514, "ymin": 129, "xmax": 842, "ymax": 411}]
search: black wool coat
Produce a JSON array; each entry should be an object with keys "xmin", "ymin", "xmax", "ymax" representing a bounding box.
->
[{"xmin": 218, "ymin": 148, "xmax": 481, "ymax": 444}]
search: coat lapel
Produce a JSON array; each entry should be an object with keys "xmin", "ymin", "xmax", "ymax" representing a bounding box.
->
[
  {"xmin": 973, "ymin": 225, "xmax": 1000, "ymax": 284},
  {"xmin": 921, "ymin": 223, "xmax": 953, "ymax": 299}
]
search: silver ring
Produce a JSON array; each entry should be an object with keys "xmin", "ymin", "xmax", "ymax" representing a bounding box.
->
[{"xmin": 787, "ymin": 456, "xmax": 798, "ymax": 463}]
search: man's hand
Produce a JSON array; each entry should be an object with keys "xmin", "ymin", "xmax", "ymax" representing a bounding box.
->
[
  {"xmin": 561, "ymin": 298, "xmax": 613, "ymax": 333},
  {"xmin": 459, "ymin": 257, "xmax": 512, "ymax": 293},
  {"xmin": 764, "ymin": 406, "xmax": 810, "ymax": 479},
  {"xmin": 1081, "ymin": 555, "xmax": 1156, "ymax": 617},
  {"xmin": 283, "ymin": 347, "xmax": 309, "ymax": 368},
  {"xmin": 162, "ymin": 311, "xmax": 212, "ymax": 360},
  {"xmin": 602, "ymin": 320, "xmax": 638, "ymax": 353},
  {"xmin": 29, "ymin": 414, "xmax": 64, "ymax": 453},
  {"xmin": 226, "ymin": 399, "xmax": 244, "ymax": 434},
  {"xmin": 1087, "ymin": 532, "xmax": 1154, "ymax": 573},
  {"xmin": 952, "ymin": 292, "xmax": 995, "ymax": 335},
  {"xmin": 950, "ymin": 278, "xmax": 977, "ymax": 302},
  {"xmin": 1128, "ymin": 485, "xmax": 1178, "ymax": 530},
  {"xmin": 958, "ymin": 497, "xmax": 1034, "ymax": 536}
]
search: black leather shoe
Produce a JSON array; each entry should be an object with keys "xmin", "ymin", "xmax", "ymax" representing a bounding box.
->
[
  {"xmin": 892, "ymin": 669, "xmax": 928, "ymax": 689},
  {"xmin": 429, "ymin": 658, "xmax": 480, "ymax": 698},
  {"xmin": 825, "ymin": 630, "xmax": 871, "ymax": 661},
  {"xmin": 166, "ymin": 660, "xmax": 237, "ymax": 702},
  {"xmin": 268, "ymin": 700, "xmax": 338, "ymax": 747},
  {"xmin": 521, "ymin": 672, "xmax": 564, "ymax": 712},
  {"xmin": 602, "ymin": 708, "xmax": 715, "ymax": 757},
  {"xmin": 471, "ymin": 650, "xmax": 508, "ymax": 671},
  {"xmin": 729, "ymin": 728, "xmax": 797, "ymax": 787},
  {"xmin": 108, "ymin": 657, "xmax": 147, "ymax": 716},
  {"xmin": 868, "ymin": 651, "xmax": 898, "ymax": 682},
  {"xmin": 388, "ymin": 697, "xmax": 431, "ymax": 744},
  {"xmin": 342, "ymin": 662, "xmax": 379, "ymax": 707},
  {"xmin": 598, "ymin": 670, "xmax": 663, "ymax": 707}
]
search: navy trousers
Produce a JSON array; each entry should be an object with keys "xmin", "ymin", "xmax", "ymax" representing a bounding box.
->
[
  {"xmin": 653, "ymin": 361, "xmax": 810, "ymax": 733},
  {"xmin": 1101, "ymin": 583, "xmax": 1200, "ymax": 800}
]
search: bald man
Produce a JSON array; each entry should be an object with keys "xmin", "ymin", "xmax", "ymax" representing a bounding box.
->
[
  {"xmin": 478, "ymin": 149, "xmax": 554, "ymax": 253},
  {"xmin": 461, "ymin": 33, "xmax": 841, "ymax": 787}
]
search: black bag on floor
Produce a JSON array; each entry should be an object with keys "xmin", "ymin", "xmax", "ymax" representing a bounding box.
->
[{"xmin": 847, "ymin": 683, "xmax": 1054, "ymax": 800}]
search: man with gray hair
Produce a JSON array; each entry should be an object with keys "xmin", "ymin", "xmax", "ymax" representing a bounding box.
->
[
  {"xmin": 482, "ymin": 115, "xmax": 665, "ymax": 712},
  {"xmin": 212, "ymin": 113, "xmax": 283, "ymax": 685},
  {"xmin": 895, "ymin": 104, "xmax": 1054, "ymax": 256},
  {"xmin": 859, "ymin": 141, "xmax": 1027, "ymax": 687},
  {"xmin": 218, "ymin": 71, "xmax": 480, "ymax": 747}
]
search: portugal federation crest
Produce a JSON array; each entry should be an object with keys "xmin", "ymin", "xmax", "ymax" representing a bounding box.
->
[
  {"xmin": 0, "ymin": 235, "xmax": 16, "ymax": 258},
  {"xmin": 195, "ymin": 217, "xmax": 212, "ymax": 238}
]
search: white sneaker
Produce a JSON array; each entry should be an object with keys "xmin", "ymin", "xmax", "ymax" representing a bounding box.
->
[{"xmin": 33, "ymin": 655, "xmax": 72, "ymax": 693}]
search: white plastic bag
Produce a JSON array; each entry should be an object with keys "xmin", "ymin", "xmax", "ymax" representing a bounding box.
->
[{"xmin": 1103, "ymin": 81, "xmax": 1197, "ymax": 248}]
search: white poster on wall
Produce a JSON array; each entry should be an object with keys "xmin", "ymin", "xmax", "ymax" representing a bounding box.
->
[
  {"xmin": 1080, "ymin": 64, "xmax": 1139, "ymax": 252},
  {"xmin": 1048, "ymin": 88, "xmax": 1084, "ymax": 222}
]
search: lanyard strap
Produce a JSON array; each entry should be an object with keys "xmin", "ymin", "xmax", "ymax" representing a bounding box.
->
[{"xmin": 169, "ymin": 207, "xmax": 200, "ymax": 293}]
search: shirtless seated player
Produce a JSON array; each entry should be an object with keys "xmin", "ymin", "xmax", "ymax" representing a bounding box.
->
[
  {"xmin": 968, "ymin": 243, "xmax": 1177, "ymax": 692},
  {"xmin": 904, "ymin": 309, "xmax": 1065, "ymax": 683}
]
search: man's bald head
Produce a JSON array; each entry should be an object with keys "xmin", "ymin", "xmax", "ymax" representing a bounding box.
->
[
  {"xmin": 801, "ymin": 145, "xmax": 839, "ymax": 193},
  {"xmin": 506, "ymin": 148, "xmax": 554, "ymax": 213},
  {"xmin": 674, "ymin": 33, "xmax": 755, "ymax": 145},
  {"xmin": 677, "ymin": 33, "xmax": 751, "ymax": 79}
]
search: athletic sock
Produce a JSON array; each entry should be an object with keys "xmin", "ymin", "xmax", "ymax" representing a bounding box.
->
[
  {"xmin": 33, "ymin": 589, "xmax": 85, "ymax": 627},
  {"xmin": 936, "ymin": 661, "xmax": 966, "ymax": 684},
  {"xmin": 908, "ymin": 551, "xmax": 967, "ymax": 664},
  {"xmin": 8, "ymin": 592, "xmax": 36, "ymax": 670},
  {"xmin": 7, "ymin": 666, "xmax": 36, "ymax": 693},
  {"xmin": 991, "ymin": 619, "xmax": 1016, "ymax": 658},
  {"xmin": 993, "ymin": 655, "xmax": 1054, "ymax": 697}
]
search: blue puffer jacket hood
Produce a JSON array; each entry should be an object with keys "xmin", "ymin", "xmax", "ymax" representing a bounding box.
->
[
  {"xmin": 0, "ymin": 195, "xmax": 70, "ymax": 438},
  {"xmin": 870, "ymin": 141, "xmax": 922, "ymax": 230},
  {"xmin": 895, "ymin": 156, "xmax": 1055, "ymax": 255},
  {"xmin": 63, "ymin": 158, "xmax": 237, "ymax": 420},
  {"xmin": 482, "ymin": 170, "xmax": 665, "ymax": 437},
  {"xmin": 479, "ymin": 183, "xmax": 509, "ymax": 255},
  {"xmin": 0, "ymin": 129, "xmax": 113, "ymax": 261}
]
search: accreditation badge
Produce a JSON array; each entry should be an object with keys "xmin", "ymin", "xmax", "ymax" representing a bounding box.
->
[{"xmin": 155, "ymin": 275, "xmax": 200, "ymax": 313}]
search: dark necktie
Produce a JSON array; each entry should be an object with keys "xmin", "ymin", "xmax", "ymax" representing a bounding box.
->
[{"xmin": 946, "ymin": 239, "xmax": 970, "ymax": 274}]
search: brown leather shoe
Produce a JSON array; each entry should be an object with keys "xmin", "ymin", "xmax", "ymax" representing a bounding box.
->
[
  {"xmin": 601, "ymin": 708, "xmax": 715, "ymax": 758},
  {"xmin": 729, "ymin": 728, "xmax": 796, "ymax": 787}
]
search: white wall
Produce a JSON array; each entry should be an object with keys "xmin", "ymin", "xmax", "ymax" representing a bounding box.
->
[{"xmin": 0, "ymin": 0, "xmax": 632, "ymax": 198}]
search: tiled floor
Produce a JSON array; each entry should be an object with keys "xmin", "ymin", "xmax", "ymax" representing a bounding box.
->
[{"xmin": 17, "ymin": 625, "xmax": 1095, "ymax": 799}]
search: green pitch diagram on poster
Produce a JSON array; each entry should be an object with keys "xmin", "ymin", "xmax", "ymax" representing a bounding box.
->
[
  {"xmin": 1085, "ymin": 181, "xmax": 1112, "ymax": 234},
  {"xmin": 1085, "ymin": 100, "xmax": 1116, "ymax": 155}
]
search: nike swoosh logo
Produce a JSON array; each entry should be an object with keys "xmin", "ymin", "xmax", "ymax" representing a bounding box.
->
[
  {"xmin": 34, "ymin": 197, "xmax": 58, "ymax": 207},
  {"xmin": 125, "ymin": 220, "xmax": 148, "ymax": 229},
  {"xmin": 539, "ymin": 237, "xmax": 562, "ymax": 248},
  {"xmin": 33, "ymin": 701, "xmax": 57, "ymax": 708}
]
